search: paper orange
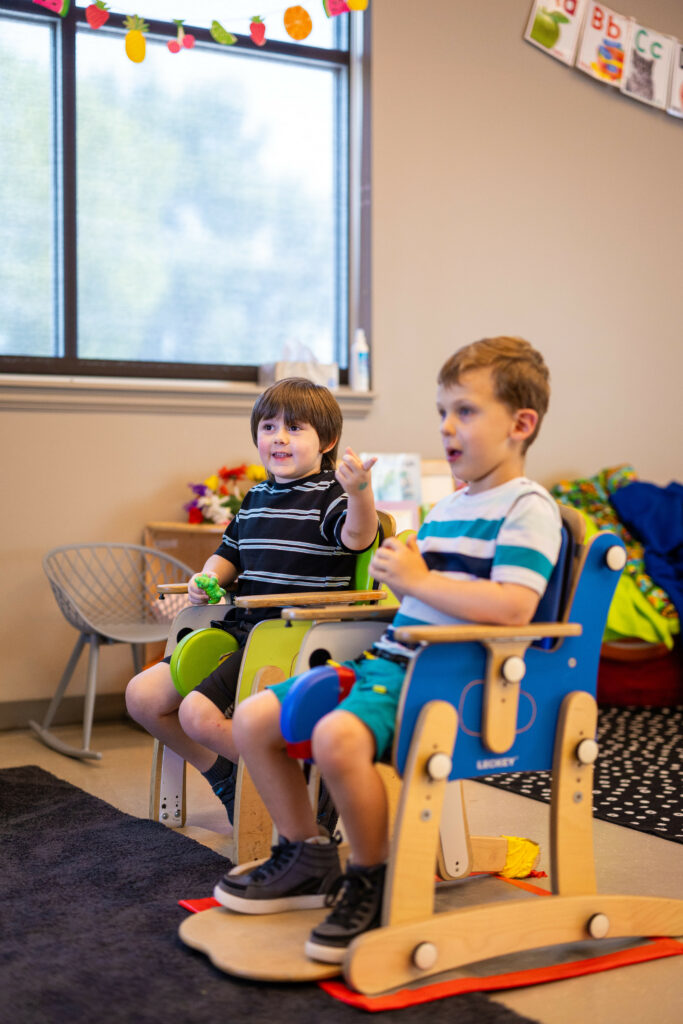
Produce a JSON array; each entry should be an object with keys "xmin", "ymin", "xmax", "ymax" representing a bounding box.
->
[{"xmin": 283, "ymin": 5, "xmax": 312, "ymax": 41}]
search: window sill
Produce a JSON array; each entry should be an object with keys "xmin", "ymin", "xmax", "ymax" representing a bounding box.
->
[{"xmin": 0, "ymin": 374, "xmax": 375, "ymax": 417}]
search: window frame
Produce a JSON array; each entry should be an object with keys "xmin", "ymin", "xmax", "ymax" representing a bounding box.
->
[{"xmin": 0, "ymin": 0, "xmax": 371, "ymax": 387}]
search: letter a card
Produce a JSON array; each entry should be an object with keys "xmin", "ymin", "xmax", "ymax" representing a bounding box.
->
[
  {"xmin": 524, "ymin": 0, "xmax": 588, "ymax": 66},
  {"xmin": 576, "ymin": 2, "xmax": 632, "ymax": 86}
]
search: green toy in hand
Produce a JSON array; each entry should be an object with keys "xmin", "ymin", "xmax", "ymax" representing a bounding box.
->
[{"xmin": 195, "ymin": 573, "xmax": 227, "ymax": 604}]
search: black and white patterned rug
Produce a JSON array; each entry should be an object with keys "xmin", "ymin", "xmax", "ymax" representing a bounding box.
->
[{"xmin": 479, "ymin": 705, "xmax": 683, "ymax": 844}]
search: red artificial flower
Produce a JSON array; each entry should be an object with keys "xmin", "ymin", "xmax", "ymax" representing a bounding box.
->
[
  {"xmin": 218, "ymin": 463, "xmax": 248, "ymax": 480},
  {"xmin": 187, "ymin": 506, "xmax": 204, "ymax": 524}
]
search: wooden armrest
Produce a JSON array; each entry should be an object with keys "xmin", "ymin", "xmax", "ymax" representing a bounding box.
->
[
  {"xmin": 392, "ymin": 622, "xmax": 582, "ymax": 644},
  {"xmin": 282, "ymin": 603, "xmax": 398, "ymax": 622},
  {"xmin": 234, "ymin": 590, "xmax": 387, "ymax": 609},
  {"xmin": 157, "ymin": 582, "xmax": 236, "ymax": 596}
]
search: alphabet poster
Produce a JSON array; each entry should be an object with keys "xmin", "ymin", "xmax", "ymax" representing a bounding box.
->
[
  {"xmin": 524, "ymin": 0, "xmax": 588, "ymax": 66},
  {"xmin": 620, "ymin": 24, "xmax": 676, "ymax": 110},
  {"xmin": 576, "ymin": 2, "xmax": 632, "ymax": 85}
]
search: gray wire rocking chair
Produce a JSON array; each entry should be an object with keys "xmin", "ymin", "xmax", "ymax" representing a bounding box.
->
[{"xmin": 31, "ymin": 543, "xmax": 194, "ymax": 761}]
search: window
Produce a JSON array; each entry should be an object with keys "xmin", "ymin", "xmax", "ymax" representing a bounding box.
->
[{"xmin": 0, "ymin": 1, "xmax": 370, "ymax": 383}]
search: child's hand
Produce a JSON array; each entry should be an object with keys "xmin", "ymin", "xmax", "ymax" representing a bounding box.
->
[
  {"xmin": 335, "ymin": 447, "xmax": 376, "ymax": 496},
  {"xmin": 188, "ymin": 571, "xmax": 215, "ymax": 605},
  {"xmin": 370, "ymin": 536, "xmax": 429, "ymax": 594}
]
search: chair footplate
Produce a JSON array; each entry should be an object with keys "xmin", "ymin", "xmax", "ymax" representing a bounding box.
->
[
  {"xmin": 346, "ymin": 893, "xmax": 683, "ymax": 994},
  {"xmin": 179, "ymin": 906, "xmax": 341, "ymax": 981}
]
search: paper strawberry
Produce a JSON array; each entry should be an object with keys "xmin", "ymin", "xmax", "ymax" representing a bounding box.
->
[
  {"xmin": 250, "ymin": 16, "xmax": 266, "ymax": 46},
  {"xmin": 85, "ymin": 2, "xmax": 109, "ymax": 28}
]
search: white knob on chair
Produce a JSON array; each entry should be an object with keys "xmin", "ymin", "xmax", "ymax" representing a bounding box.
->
[
  {"xmin": 576, "ymin": 738, "xmax": 599, "ymax": 765},
  {"xmin": 427, "ymin": 752, "xmax": 452, "ymax": 780},
  {"xmin": 502, "ymin": 655, "xmax": 526, "ymax": 683},
  {"xmin": 587, "ymin": 913, "xmax": 610, "ymax": 939},
  {"xmin": 412, "ymin": 942, "xmax": 438, "ymax": 970},
  {"xmin": 605, "ymin": 546, "xmax": 627, "ymax": 571}
]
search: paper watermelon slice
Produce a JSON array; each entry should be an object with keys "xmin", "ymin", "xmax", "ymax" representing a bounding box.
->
[
  {"xmin": 322, "ymin": 1, "xmax": 349, "ymax": 17},
  {"xmin": 33, "ymin": 0, "xmax": 70, "ymax": 15}
]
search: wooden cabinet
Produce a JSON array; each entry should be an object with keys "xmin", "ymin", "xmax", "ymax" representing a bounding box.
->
[
  {"xmin": 142, "ymin": 522, "xmax": 227, "ymax": 665},
  {"xmin": 143, "ymin": 521, "xmax": 226, "ymax": 573}
]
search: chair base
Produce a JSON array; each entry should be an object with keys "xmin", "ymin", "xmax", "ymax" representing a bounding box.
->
[
  {"xmin": 28, "ymin": 720, "xmax": 102, "ymax": 761},
  {"xmin": 346, "ymin": 892, "xmax": 683, "ymax": 994},
  {"xmin": 179, "ymin": 892, "xmax": 683, "ymax": 991},
  {"xmin": 179, "ymin": 906, "xmax": 340, "ymax": 982}
]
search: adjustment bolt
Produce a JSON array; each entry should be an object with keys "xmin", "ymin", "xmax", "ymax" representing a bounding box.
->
[
  {"xmin": 588, "ymin": 913, "xmax": 610, "ymax": 939},
  {"xmin": 412, "ymin": 942, "xmax": 438, "ymax": 970},
  {"xmin": 427, "ymin": 752, "xmax": 452, "ymax": 780},
  {"xmin": 606, "ymin": 546, "xmax": 627, "ymax": 571},
  {"xmin": 502, "ymin": 655, "xmax": 526, "ymax": 683},
  {"xmin": 576, "ymin": 738, "xmax": 599, "ymax": 765},
  {"xmin": 161, "ymin": 812, "xmax": 168, "ymax": 820}
]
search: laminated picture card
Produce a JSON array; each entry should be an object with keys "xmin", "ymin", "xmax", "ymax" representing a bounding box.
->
[
  {"xmin": 524, "ymin": 0, "xmax": 589, "ymax": 66},
  {"xmin": 360, "ymin": 453, "xmax": 422, "ymax": 503},
  {"xmin": 620, "ymin": 23, "xmax": 676, "ymax": 111},
  {"xmin": 668, "ymin": 42, "xmax": 683, "ymax": 118},
  {"xmin": 576, "ymin": 2, "xmax": 632, "ymax": 86}
]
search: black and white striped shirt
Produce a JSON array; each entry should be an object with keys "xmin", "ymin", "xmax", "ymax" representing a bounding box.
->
[{"xmin": 214, "ymin": 470, "xmax": 366, "ymax": 623}]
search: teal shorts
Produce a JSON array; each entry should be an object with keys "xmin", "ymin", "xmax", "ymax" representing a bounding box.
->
[{"xmin": 269, "ymin": 654, "xmax": 408, "ymax": 761}]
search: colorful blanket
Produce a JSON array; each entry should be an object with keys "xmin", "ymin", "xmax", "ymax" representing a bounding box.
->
[{"xmin": 551, "ymin": 465, "xmax": 677, "ymax": 622}]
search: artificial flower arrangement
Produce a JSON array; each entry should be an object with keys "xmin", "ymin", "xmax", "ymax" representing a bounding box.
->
[{"xmin": 184, "ymin": 463, "xmax": 267, "ymax": 525}]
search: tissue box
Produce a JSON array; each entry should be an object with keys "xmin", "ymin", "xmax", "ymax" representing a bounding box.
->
[{"xmin": 258, "ymin": 361, "xmax": 339, "ymax": 390}]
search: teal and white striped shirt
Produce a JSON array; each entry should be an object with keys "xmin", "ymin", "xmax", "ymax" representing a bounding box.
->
[{"xmin": 393, "ymin": 477, "xmax": 561, "ymax": 629}]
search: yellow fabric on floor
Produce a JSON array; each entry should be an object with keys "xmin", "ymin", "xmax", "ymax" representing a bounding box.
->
[{"xmin": 500, "ymin": 836, "xmax": 540, "ymax": 878}]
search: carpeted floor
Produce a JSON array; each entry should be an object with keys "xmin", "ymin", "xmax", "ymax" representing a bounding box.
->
[
  {"xmin": 479, "ymin": 705, "xmax": 683, "ymax": 844},
  {"xmin": 0, "ymin": 766, "xmax": 539, "ymax": 1024}
]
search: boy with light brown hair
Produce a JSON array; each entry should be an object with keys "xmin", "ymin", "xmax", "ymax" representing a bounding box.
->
[{"xmin": 215, "ymin": 338, "xmax": 561, "ymax": 963}]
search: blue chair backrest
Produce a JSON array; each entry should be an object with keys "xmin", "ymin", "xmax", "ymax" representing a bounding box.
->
[
  {"xmin": 393, "ymin": 528, "xmax": 625, "ymax": 780},
  {"xmin": 531, "ymin": 523, "xmax": 573, "ymax": 649}
]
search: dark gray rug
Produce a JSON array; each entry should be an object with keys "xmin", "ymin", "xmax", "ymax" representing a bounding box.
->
[
  {"xmin": 0, "ymin": 766, "xmax": 539, "ymax": 1023},
  {"xmin": 479, "ymin": 705, "xmax": 683, "ymax": 843}
]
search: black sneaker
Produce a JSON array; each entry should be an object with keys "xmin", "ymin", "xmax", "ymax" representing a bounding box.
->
[
  {"xmin": 213, "ymin": 834, "xmax": 342, "ymax": 914},
  {"xmin": 305, "ymin": 862, "xmax": 386, "ymax": 963},
  {"xmin": 211, "ymin": 761, "xmax": 237, "ymax": 825}
]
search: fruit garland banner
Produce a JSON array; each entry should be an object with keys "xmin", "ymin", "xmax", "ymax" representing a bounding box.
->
[
  {"xmin": 66, "ymin": 2, "xmax": 369, "ymax": 57},
  {"xmin": 524, "ymin": 1, "xmax": 682, "ymax": 119}
]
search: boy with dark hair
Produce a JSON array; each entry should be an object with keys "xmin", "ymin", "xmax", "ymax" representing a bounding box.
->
[
  {"xmin": 126, "ymin": 378, "xmax": 378, "ymax": 823},
  {"xmin": 215, "ymin": 337, "xmax": 562, "ymax": 963}
]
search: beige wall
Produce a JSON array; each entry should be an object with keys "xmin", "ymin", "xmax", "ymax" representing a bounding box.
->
[{"xmin": 1, "ymin": 0, "xmax": 682, "ymax": 709}]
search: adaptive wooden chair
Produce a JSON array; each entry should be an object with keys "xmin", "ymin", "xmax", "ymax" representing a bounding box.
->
[
  {"xmin": 149, "ymin": 512, "xmax": 398, "ymax": 862},
  {"xmin": 179, "ymin": 507, "xmax": 683, "ymax": 990}
]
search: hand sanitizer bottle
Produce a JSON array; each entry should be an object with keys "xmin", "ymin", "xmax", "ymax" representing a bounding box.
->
[{"xmin": 349, "ymin": 328, "xmax": 370, "ymax": 392}]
